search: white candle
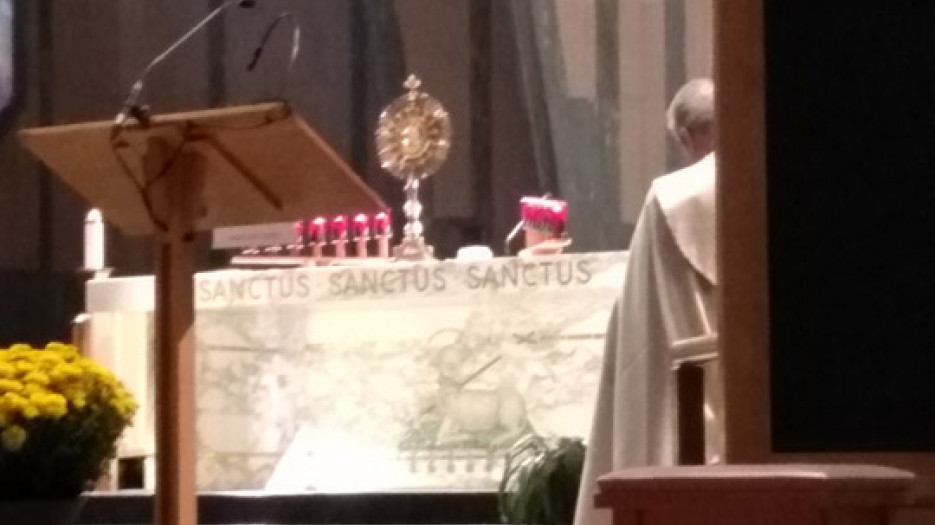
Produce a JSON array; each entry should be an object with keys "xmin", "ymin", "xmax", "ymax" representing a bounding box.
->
[{"xmin": 84, "ymin": 208, "xmax": 105, "ymax": 271}]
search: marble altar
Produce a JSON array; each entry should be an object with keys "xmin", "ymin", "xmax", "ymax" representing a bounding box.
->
[{"xmin": 86, "ymin": 251, "xmax": 627, "ymax": 491}]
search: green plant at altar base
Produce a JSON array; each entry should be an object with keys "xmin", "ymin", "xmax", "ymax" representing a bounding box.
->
[
  {"xmin": 0, "ymin": 342, "xmax": 137, "ymax": 500},
  {"xmin": 498, "ymin": 434, "xmax": 586, "ymax": 525}
]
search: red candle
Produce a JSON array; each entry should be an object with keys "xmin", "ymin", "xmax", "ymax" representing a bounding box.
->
[
  {"xmin": 532, "ymin": 199, "xmax": 546, "ymax": 229},
  {"xmin": 374, "ymin": 211, "xmax": 392, "ymax": 258},
  {"xmin": 353, "ymin": 213, "xmax": 370, "ymax": 258},
  {"xmin": 520, "ymin": 196, "xmax": 568, "ymax": 245},
  {"xmin": 353, "ymin": 213, "xmax": 370, "ymax": 239},
  {"xmin": 331, "ymin": 215, "xmax": 348, "ymax": 258},
  {"xmin": 550, "ymin": 200, "xmax": 568, "ymax": 235},
  {"xmin": 330, "ymin": 215, "xmax": 348, "ymax": 240},
  {"xmin": 374, "ymin": 211, "xmax": 392, "ymax": 236},
  {"xmin": 308, "ymin": 217, "xmax": 328, "ymax": 244}
]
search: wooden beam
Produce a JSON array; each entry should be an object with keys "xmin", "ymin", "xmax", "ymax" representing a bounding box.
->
[{"xmin": 713, "ymin": 0, "xmax": 770, "ymax": 463}]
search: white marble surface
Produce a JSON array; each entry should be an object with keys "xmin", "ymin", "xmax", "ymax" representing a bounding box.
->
[{"xmin": 87, "ymin": 252, "xmax": 627, "ymax": 491}]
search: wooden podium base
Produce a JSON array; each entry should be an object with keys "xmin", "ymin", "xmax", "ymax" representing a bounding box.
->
[{"xmin": 147, "ymin": 138, "xmax": 204, "ymax": 525}]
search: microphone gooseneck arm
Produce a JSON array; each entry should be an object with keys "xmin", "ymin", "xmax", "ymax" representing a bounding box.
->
[
  {"xmin": 114, "ymin": 0, "xmax": 255, "ymax": 128},
  {"xmin": 246, "ymin": 12, "xmax": 301, "ymax": 101}
]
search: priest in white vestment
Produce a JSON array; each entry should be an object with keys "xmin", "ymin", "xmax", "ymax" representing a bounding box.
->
[{"xmin": 574, "ymin": 79, "xmax": 721, "ymax": 525}]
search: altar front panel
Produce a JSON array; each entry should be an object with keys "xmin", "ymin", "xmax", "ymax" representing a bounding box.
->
[{"xmin": 87, "ymin": 252, "xmax": 626, "ymax": 491}]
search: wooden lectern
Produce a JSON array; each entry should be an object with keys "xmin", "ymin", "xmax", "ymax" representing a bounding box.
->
[{"xmin": 19, "ymin": 103, "xmax": 385, "ymax": 525}]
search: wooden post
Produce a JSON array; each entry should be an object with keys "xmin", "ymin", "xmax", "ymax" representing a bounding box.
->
[
  {"xmin": 714, "ymin": 0, "xmax": 770, "ymax": 464},
  {"xmin": 145, "ymin": 137, "xmax": 206, "ymax": 525},
  {"xmin": 676, "ymin": 364, "xmax": 706, "ymax": 465}
]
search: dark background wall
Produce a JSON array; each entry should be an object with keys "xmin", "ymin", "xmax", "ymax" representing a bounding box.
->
[{"xmin": 766, "ymin": 4, "xmax": 935, "ymax": 452}]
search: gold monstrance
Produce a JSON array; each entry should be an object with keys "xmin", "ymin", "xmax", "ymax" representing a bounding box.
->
[{"xmin": 376, "ymin": 74, "xmax": 452, "ymax": 260}]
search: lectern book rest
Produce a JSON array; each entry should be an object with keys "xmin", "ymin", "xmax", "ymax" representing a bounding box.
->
[{"xmin": 19, "ymin": 102, "xmax": 385, "ymax": 236}]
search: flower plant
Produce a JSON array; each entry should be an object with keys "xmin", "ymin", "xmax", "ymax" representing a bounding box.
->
[
  {"xmin": 498, "ymin": 435, "xmax": 585, "ymax": 525},
  {"xmin": 0, "ymin": 343, "xmax": 137, "ymax": 500}
]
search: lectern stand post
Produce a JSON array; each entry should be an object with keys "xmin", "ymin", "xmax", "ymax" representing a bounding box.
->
[{"xmin": 145, "ymin": 138, "xmax": 206, "ymax": 525}]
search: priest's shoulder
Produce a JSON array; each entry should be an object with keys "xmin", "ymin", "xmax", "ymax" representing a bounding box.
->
[
  {"xmin": 651, "ymin": 154, "xmax": 715, "ymax": 208},
  {"xmin": 649, "ymin": 153, "xmax": 717, "ymax": 284}
]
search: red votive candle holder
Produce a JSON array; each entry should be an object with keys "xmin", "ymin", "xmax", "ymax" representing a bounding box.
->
[
  {"xmin": 331, "ymin": 215, "xmax": 348, "ymax": 258},
  {"xmin": 374, "ymin": 211, "xmax": 392, "ymax": 236},
  {"xmin": 308, "ymin": 217, "xmax": 328, "ymax": 259},
  {"xmin": 353, "ymin": 213, "xmax": 370, "ymax": 239},
  {"xmin": 520, "ymin": 196, "xmax": 568, "ymax": 248},
  {"xmin": 331, "ymin": 215, "xmax": 348, "ymax": 239},
  {"xmin": 353, "ymin": 213, "xmax": 370, "ymax": 258},
  {"xmin": 374, "ymin": 211, "xmax": 392, "ymax": 258},
  {"xmin": 309, "ymin": 217, "xmax": 328, "ymax": 243}
]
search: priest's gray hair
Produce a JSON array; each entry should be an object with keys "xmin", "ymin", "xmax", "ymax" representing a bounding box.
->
[{"xmin": 666, "ymin": 78, "xmax": 715, "ymax": 139}]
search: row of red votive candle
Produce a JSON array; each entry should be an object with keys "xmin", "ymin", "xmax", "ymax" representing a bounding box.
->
[
  {"xmin": 520, "ymin": 197, "xmax": 568, "ymax": 237},
  {"xmin": 298, "ymin": 211, "xmax": 393, "ymax": 244},
  {"xmin": 287, "ymin": 212, "xmax": 393, "ymax": 259}
]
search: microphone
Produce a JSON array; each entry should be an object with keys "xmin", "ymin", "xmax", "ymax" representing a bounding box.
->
[
  {"xmin": 113, "ymin": 0, "xmax": 257, "ymax": 130},
  {"xmin": 246, "ymin": 12, "xmax": 301, "ymax": 101}
]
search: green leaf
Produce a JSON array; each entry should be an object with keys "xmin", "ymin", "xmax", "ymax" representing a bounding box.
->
[{"xmin": 498, "ymin": 434, "xmax": 586, "ymax": 525}]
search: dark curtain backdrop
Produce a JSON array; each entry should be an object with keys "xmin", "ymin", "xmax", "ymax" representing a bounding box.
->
[
  {"xmin": 507, "ymin": 0, "xmax": 626, "ymax": 252},
  {"xmin": 349, "ymin": 0, "xmax": 408, "ymax": 245}
]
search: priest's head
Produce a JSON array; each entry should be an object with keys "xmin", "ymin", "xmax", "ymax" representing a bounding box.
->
[{"xmin": 666, "ymin": 78, "xmax": 715, "ymax": 164}]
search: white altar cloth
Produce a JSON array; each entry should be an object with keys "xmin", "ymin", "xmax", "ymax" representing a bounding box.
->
[{"xmin": 86, "ymin": 252, "xmax": 627, "ymax": 491}]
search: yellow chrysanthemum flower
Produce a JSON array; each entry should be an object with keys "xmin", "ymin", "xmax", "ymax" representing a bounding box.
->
[
  {"xmin": 38, "ymin": 351, "xmax": 63, "ymax": 366},
  {"xmin": 0, "ymin": 392, "xmax": 31, "ymax": 419},
  {"xmin": 19, "ymin": 403, "xmax": 39, "ymax": 420},
  {"xmin": 1, "ymin": 424, "xmax": 27, "ymax": 451},
  {"xmin": 22, "ymin": 370, "xmax": 51, "ymax": 386},
  {"xmin": 0, "ymin": 378, "xmax": 24, "ymax": 393},
  {"xmin": 51, "ymin": 363, "xmax": 84, "ymax": 382},
  {"xmin": 30, "ymin": 392, "xmax": 67, "ymax": 419},
  {"xmin": 72, "ymin": 396, "xmax": 87, "ymax": 410},
  {"xmin": 14, "ymin": 361, "xmax": 37, "ymax": 374},
  {"xmin": 0, "ymin": 342, "xmax": 137, "ymax": 453}
]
